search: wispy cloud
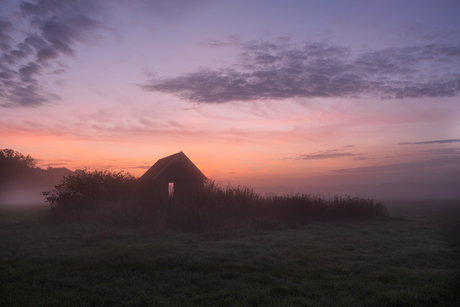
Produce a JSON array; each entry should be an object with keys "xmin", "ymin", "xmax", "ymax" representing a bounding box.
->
[
  {"xmin": 143, "ymin": 39, "xmax": 460, "ymax": 103},
  {"xmin": 421, "ymin": 148, "xmax": 460, "ymax": 155},
  {"xmin": 353, "ymin": 156, "xmax": 372, "ymax": 161},
  {"xmin": 331, "ymin": 156, "xmax": 460, "ymax": 173},
  {"xmin": 297, "ymin": 149, "xmax": 357, "ymax": 160},
  {"xmin": 0, "ymin": 0, "xmax": 212, "ymax": 108},
  {"xmin": 0, "ymin": 0, "xmax": 102, "ymax": 107},
  {"xmin": 123, "ymin": 165, "xmax": 152, "ymax": 170},
  {"xmin": 399, "ymin": 139, "xmax": 460, "ymax": 145}
]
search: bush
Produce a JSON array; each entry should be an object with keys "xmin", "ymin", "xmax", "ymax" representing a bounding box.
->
[{"xmin": 43, "ymin": 169, "xmax": 138, "ymax": 223}]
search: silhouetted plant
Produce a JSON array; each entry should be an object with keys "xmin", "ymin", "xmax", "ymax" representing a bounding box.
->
[
  {"xmin": 43, "ymin": 169, "xmax": 137, "ymax": 222},
  {"xmin": 0, "ymin": 148, "xmax": 36, "ymax": 169},
  {"xmin": 0, "ymin": 148, "xmax": 36, "ymax": 187}
]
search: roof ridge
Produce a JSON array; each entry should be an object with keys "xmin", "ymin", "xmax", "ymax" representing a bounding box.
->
[
  {"xmin": 152, "ymin": 151, "xmax": 182, "ymax": 180},
  {"xmin": 138, "ymin": 151, "xmax": 206, "ymax": 182}
]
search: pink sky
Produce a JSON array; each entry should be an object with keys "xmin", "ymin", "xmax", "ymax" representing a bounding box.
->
[{"xmin": 1, "ymin": 0, "xmax": 459, "ymax": 195}]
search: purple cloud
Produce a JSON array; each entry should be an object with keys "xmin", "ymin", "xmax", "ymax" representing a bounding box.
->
[
  {"xmin": 0, "ymin": 0, "xmax": 102, "ymax": 107},
  {"xmin": 331, "ymin": 156, "xmax": 460, "ymax": 173},
  {"xmin": 399, "ymin": 139, "xmax": 460, "ymax": 145},
  {"xmin": 143, "ymin": 40, "xmax": 460, "ymax": 103},
  {"xmin": 297, "ymin": 149, "xmax": 357, "ymax": 160}
]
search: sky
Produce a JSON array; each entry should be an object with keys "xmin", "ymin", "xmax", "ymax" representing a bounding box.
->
[{"xmin": 1, "ymin": 0, "xmax": 459, "ymax": 195}]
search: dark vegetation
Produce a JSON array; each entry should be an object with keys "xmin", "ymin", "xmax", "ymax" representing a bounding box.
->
[
  {"xmin": 2, "ymin": 148, "xmax": 388, "ymax": 230},
  {"xmin": 0, "ymin": 148, "xmax": 72, "ymax": 205},
  {"xmin": 43, "ymin": 168, "xmax": 388, "ymax": 232}
]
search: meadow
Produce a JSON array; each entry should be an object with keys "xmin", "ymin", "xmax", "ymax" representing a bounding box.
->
[{"xmin": 1, "ymin": 199, "xmax": 459, "ymax": 306}]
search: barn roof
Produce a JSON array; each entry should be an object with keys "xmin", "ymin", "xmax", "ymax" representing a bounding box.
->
[{"xmin": 138, "ymin": 151, "xmax": 207, "ymax": 182}]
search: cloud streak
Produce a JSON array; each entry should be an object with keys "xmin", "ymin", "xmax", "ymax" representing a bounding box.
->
[
  {"xmin": 399, "ymin": 139, "xmax": 460, "ymax": 145},
  {"xmin": 297, "ymin": 149, "xmax": 357, "ymax": 160},
  {"xmin": 143, "ymin": 39, "xmax": 460, "ymax": 103},
  {"xmin": 330, "ymin": 156, "xmax": 460, "ymax": 174},
  {"xmin": 421, "ymin": 148, "xmax": 460, "ymax": 155}
]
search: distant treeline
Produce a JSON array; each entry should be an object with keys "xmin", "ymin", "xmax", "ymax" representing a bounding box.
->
[
  {"xmin": 44, "ymin": 169, "xmax": 389, "ymax": 232},
  {"xmin": 0, "ymin": 149, "xmax": 73, "ymax": 205}
]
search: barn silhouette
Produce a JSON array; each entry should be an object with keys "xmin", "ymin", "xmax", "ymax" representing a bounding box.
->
[{"xmin": 138, "ymin": 151, "xmax": 207, "ymax": 199}]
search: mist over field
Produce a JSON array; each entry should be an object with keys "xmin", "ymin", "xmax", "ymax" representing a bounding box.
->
[
  {"xmin": 0, "ymin": 175, "xmax": 74, "ymax": 206},
  {"xmin": 1, "ymin": 150, "xmax": 458, "ymax": 207},
  {"xmin": 2, "ymin": 175, "xmax": 459, "ymax": 207},
  {"xmin": 0, "ymin": 149, "xmax": 72, "ymax": 206}
]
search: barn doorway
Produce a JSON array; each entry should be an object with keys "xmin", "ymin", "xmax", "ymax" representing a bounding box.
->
[{"xmin": 168, "ymin": 182, "xmax": 174, "ymax": 198}]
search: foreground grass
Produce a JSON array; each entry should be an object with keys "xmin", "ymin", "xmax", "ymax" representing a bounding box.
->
[{"xmin": 1, "ymin": 200, "xmax": 459, "ymax": 306}]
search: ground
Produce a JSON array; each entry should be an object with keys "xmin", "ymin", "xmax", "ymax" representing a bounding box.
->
[{"xmin": 1, "ymin": 199, "xmax": 459, "ymax": 306}]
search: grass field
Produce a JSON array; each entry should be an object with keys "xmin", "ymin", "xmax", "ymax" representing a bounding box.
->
[{"xmin": 1, "ymin": 199, "xmax": 459, "ymax": 306}]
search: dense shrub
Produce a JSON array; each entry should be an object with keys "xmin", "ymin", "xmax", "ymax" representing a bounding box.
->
[
  {"xmin": 43, "ymin": 169, "xmax": 138, "ymax": 223},
  {"xmin": 44, "ymin": 172, "xmax": 389, "ymax": 231}
]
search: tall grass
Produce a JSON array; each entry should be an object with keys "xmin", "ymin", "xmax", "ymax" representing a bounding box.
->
[
  {"xmin": 163, "ymin": 185, "xmax": 389, "ymax": 231},
  {"xmin": 43, "ymin": 171, "xmax": 389, "ymax": 232}
]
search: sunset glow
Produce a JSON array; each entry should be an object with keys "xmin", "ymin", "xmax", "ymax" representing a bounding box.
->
[{"xmin": 1, "ymin": 0, "xmax": 459, "ymax": 196}]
